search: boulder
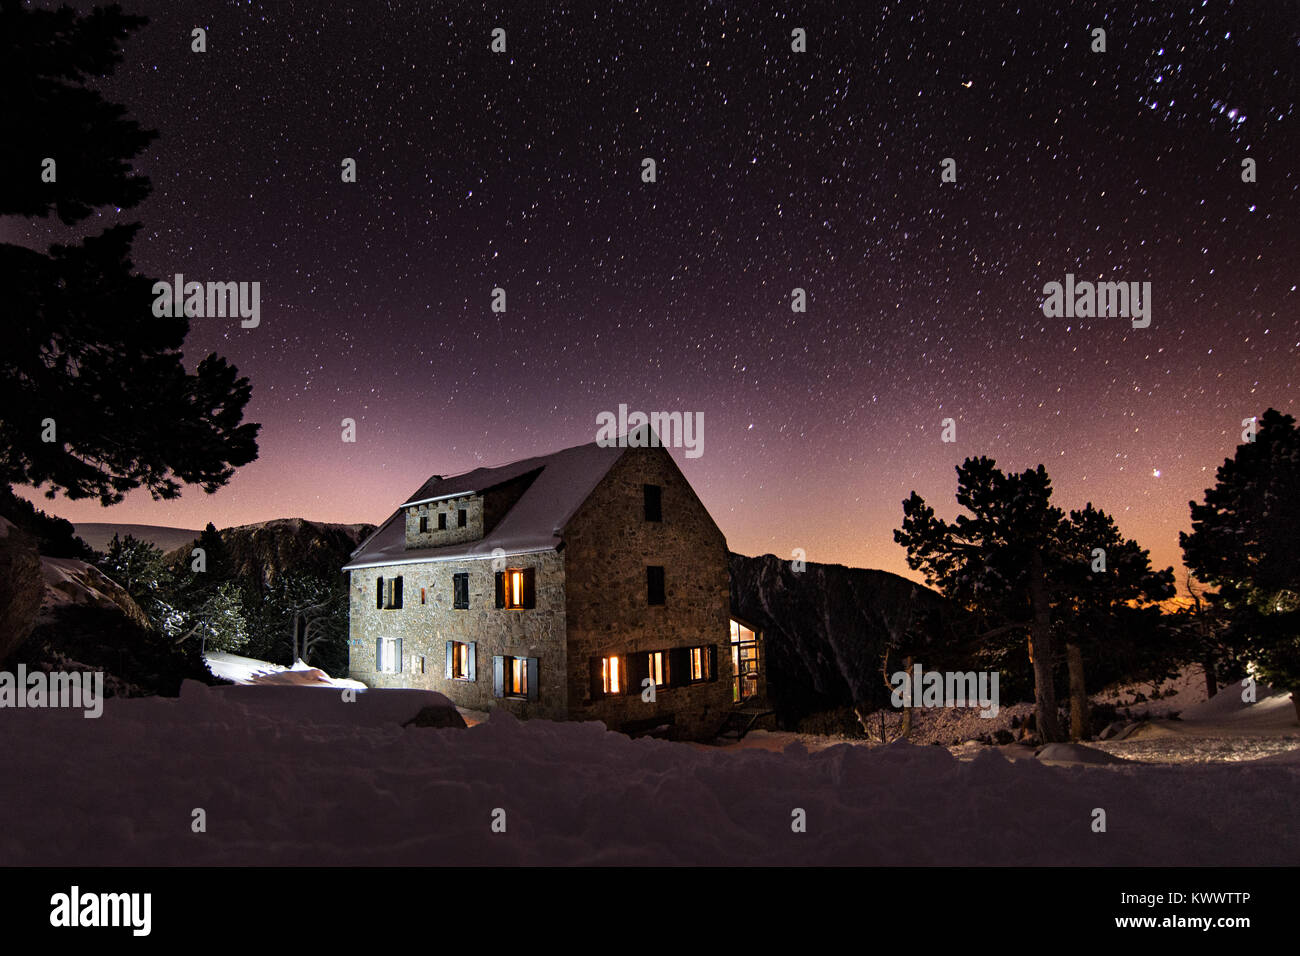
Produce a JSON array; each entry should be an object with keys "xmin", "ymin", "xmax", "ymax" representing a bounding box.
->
[
  {"xmin": 1098, "ymin": 720, "xmax": 1128, "ymax": 740},
  {"xmin": 403, "ymin": 703, "xmax": 468, "ymax": 729},
  {"xmin": 0, "ymin": 518, "xmax": 45, "ymax": 664}
]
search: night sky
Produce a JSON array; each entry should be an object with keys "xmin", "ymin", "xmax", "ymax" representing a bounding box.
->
[{"xmin": 8, "ymin": 1, "xmax": 1296, "ymax": 588}]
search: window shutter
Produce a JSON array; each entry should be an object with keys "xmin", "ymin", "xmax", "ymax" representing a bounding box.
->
[
  {"xmin": 495, "ymin": 571, "xmax": 505, "ymax": 608},
  {"xmin": 668, "ymin": 647, "xmax": 688, "ymax": 686},
  {"xmin": 396, "ymin": 638, "xmax": 403, "ymax": 673},
  {"xmin": 376, "ymin": 576, "xmax": 384, "ymax": 609},
  {"xmin": 589, "ymin": 658, "xmax": 604, "ymax": 700},
  {"xmin": 467, "ymin": 643, "xmax": 477, "ymax": 682},
  {"xmin": 445, "ymin": 641, "xmax": 454, "ymax": 680},
  {"xmin": 376, "ymin": 638, "xmax": 383, "ymax": 671},
  {"xmin": 526, "ymin": 658, "xmax": 539, "ymax": 701},
  {"xmin": 707, "ymin": 644, "xmax": 718, "ymax": 682},
  {"xmin": 492, "ymin": 656, "xmax": 504, "ymax": 697},
  {"xmin": 523, "ymin": 567, "xmax": 536, "ymax": 608},
  {"xmin": 393, "ymin": 577, "xmax": 403, "ymax": 608},
  {"xmin": 624, "ymin": 653, "xmax": 644, "ymax": 697}
]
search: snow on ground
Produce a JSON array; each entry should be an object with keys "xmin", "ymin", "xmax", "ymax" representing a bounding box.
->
[
  {"xmin": 0, "ymin": 678, "xmax": 1296, "ymax": 866},
  {"xmin": 204, "ymin": 650, "xmax": 366, "ymax": 689}
]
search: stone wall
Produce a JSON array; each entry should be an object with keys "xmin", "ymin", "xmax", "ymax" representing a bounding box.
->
[
  {"xmin": 561, "ymin": 445, "xmax": 732, "ymax": 740},
  {"xmin": 347, "ymin": 550, "xmax": 568, "ymax": 720}
]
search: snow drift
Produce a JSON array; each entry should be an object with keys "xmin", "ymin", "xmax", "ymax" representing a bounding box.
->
[{"xmin": 0, "ymin": 679, "xmax": 1296, "ymax": 866}]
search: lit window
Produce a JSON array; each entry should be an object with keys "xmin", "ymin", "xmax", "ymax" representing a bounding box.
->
[
  {"xmin": 450, "ymin": 641, "xmax": 473, "ymax": 680},
  {"xmin": 500, "ymin": 568, "xmax": 535, "ymax": 609},
  {"xmin": 602, "ymin": 656, "xmax": 622, "ymax": 694},
  {"xmin": 647, "ymin": 651, "xmax": 666, "ymax": 687},
  {"xmin": 690, "ymin": 647, "xmax": 705, "ymax": 681},
  {"xmin": 507, "ymin": 656, "xmax": 528, "ymax": 697}
]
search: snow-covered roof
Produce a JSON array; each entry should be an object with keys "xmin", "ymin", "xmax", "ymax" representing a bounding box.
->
[{"xmin": 343, "ymin": 438, "xmax": 629, "ymax": 570}]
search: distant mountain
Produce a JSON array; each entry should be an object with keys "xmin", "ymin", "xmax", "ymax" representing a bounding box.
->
[
  {"xmin": 729, "ymin": 552, "xmax": 959, "ymax": 729},
  {"xmin": 162, "ymin": 518, "xmax": 377, "ymax": 588},
  {"xmin": 74, "ymin": 522, "xmax": 201, "ymax": 554}
]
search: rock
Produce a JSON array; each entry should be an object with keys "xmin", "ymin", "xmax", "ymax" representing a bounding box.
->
[
  {"xmin": 403, "ymin": 704, "xmax": 468, "ymax": 729},
  {"xmin": 993, "ymin": 729, "xmax": 1015, "ymax": 745},
  {"xmin": 0, "ymin": 518, "xmax": 45, "ymax": 664},
  {"xmin": 1098, "ymin": 720, "xmax": 1128, "ymax": 740},
  {"xmin": 1035, "ymin": 743, "xmax": 1130, "ymax": 765}
]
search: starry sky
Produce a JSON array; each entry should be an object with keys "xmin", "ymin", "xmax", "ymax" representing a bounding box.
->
[{"xmin": 7, "ymin": 0, "xmax": 1297, "ymax": 589}]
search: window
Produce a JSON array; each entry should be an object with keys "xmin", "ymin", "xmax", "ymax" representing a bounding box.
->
[
  {"xmin": 494, "ymin": 655, "xmax": 538, "ymax": 700},
  {"xmin": 446, "ymin": 641, "xmax": 476, "ymax": 681},
  {"xmin": 602, "ymin": 656, "xmax": 623, "ymax": 695},
  {"xmin": 453, "ymin": 573, "xmax": 469, "ymax": 609},
  {"xmin": 646, "ymin": 566, "xmax": 665, "ymax": 605},
  {"xmin": 458, "ymin": 509, "xmax": 468, "ymax": 527},
  {"xmin": 496, "ymin": 567, "xmax": 536, "ymax": 609},
  {"xmin": 377, "ymin": 575, "xmax": 403, "ymax": 609},
  {"xmin": 671, "ymin": 645, "xmax": 715, "ymax": 684},
  {"xmin": 644, "ymin": 484, "xmax": 662, "ymax": 522},
  {"xmin": 438, "ymin": 512, "xmax": 448, "ymax": 530},
  {"xmin": 419, "ymin": 515, "xmax": 429, "ymax": 533},
  {"xmin": 377, "ymin": 637, "xmax": 403, "ymax": 674},
  {"xmin": 646, "ymin": 651, "xmax": 667, "ymax": 688}
]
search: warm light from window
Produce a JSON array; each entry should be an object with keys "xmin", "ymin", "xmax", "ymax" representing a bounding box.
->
[
  {"xmin": 690, "ymin": 647, "xmax": 704, "ymax": 680},
  {"xmin": 603, "ymin": 656, "xmax": 621, "ymax": 694},
  {"xmin": 508, "ymin": 570, "xmax": 523, "ymax": 606},
  {"xmin": 647, "ymin": 652, "xmax": 664, "ymax": 686}
]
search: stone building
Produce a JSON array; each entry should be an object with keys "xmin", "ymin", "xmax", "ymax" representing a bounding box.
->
[{"xmin": 342, "ymin": 433, "xmax": 761, "ymax": 739}]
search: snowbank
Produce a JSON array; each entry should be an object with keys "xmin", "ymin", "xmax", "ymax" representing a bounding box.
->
[
  {"xmin": 204, "ymin": 651, "xmax": 367, "ymax": 690},
  {"xmin": 0, "ymin": 683, "xmax": 1296, "ymax": 866}
]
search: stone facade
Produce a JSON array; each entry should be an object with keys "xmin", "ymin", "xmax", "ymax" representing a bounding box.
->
[
  {"xmin": 347, "ymin": 444, "xmax": 734, "ymax": 740},
  {"xmin": 347, "ymin": 550, "xmax": 568, "ymax": 721},
  {"xmin": 561, "ymin": 446, "xmax": 732, "ymax": 740}
]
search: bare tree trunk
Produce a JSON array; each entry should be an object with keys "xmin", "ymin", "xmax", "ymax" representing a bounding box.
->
[
  {"xmin": 1029, "ymin": 552, "xmax": 1063, "ymax": 742},
  {"xmin": 1203, "ymin": 658, "xmax": 1217, "ymax": 699},
  {"xmin": 899, "ymin": 654, "xmax": 914, "ymax": 738},
  {"xmin": 1066, "ymin": 642, "xmax": 1088, "ymax": 740}
]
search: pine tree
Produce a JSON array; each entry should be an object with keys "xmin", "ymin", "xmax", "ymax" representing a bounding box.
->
[
  {"xmin": 1057, "ymin": 504, "xmax": 1175, "ymax": 737},
  {"xmin": 1181, "ymin": 408, "xmax": 1300, "ymax": 715},
  {"xmin": 895, "ymin": 457, "xmax": 1067, "ymax": 742},
  {"xmin": 0, "ymin": 0, "xmax": 259, "ymax": 505}
]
